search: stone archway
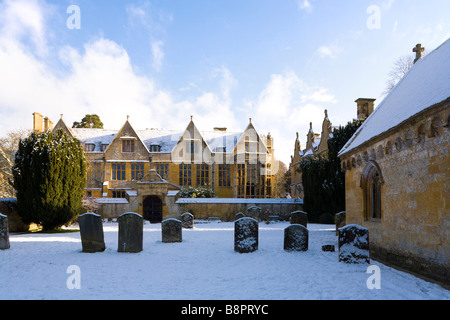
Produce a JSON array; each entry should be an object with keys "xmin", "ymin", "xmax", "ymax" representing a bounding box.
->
[{"xmin": 143, "ymin": 196, "xmax": 163, "ymax": 223}]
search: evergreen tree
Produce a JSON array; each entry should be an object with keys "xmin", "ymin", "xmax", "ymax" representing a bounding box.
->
[
  {"xmin": 72, "ymin": 114, "xmax": 104, "ymax": 129},
  {"xmin": 13, "ymin": 130, "xmax": 86, "ymax": 231},
  {"xmin": 299, "ymin": 119, "xmax": 363, "ymax": 223}
]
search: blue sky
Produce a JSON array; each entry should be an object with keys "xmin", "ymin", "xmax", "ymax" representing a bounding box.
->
[{"xmin": 0, "ymin": 0, "xmax": 449, "ymax": 165}]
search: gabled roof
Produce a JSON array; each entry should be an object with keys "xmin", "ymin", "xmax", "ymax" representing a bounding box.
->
[
  {"xmin": 63, "ymin": 118, "xmax": 268, "ymax": 155},
  {"xmin": 339, "ymin": 38, "xmax": 450, "ymax": 156}
]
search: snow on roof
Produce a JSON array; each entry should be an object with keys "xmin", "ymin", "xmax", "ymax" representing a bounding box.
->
[
  {"xmin": 339, "ymin": 38, "xmax": 450, "ymax": 156},
  {"xmin": 72, "ymin": 126, "xmax": 246, "ymax": 154}
]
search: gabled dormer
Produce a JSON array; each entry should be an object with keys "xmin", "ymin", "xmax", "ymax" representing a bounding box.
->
[
  {"xmin": 233, "ymin": 118, "xmax": 270, "ymax": 163},
  {"xmin": 104, "ymin": 116, "xmax": 150, "ymax": 161},
  {"xmin": 171, "ymin": 116, "xmax": 211, "ymax": 164},
  {"xmin": 52, "ymin": 114, "xmax": 74, "ymax": 137}
]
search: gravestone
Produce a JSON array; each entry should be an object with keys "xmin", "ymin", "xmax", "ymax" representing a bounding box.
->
[
  {"xmin": 322, "ymin": 245, "xmax": 335, "ymax": 252},
  {"xmin": 78, "ymin": 213, "xmax": 105, "ymax": 253},
  {"xmin": 180, "ymin": 213, "xmax": 194, "ymax": 229},
  {"xmin": 118, "ymin": 213, "xmax": 143, "ymax": 253},
  {"xmin": 0, "ymin": 213, "xmax": 10, "ymax": 250},
  {"xmin": 234, "ymin": 217, "xmax": 258, "ymax": 253},
  {"xmin": 247, "ymin": 206, "xmax": 261, "ymax": 221},
  {"xmin": 261, "ymin": 209, "xmax": 272, "ymax": 222},
  {"xmin": 335, "ymin": 211, "xmax": 346, "ymax": 235},
  {"xmin": 162, "ymin": 219, "xmax": 182, "ymax": 243},
  {"xmin": 290, "ymin": 211, "xmax": 307, "ymax": 228},
  {"xmin": 284, "ymin": 224, "xmax": 308, "ymax": 252},
  {"xmin": 338, "ymin": 224, "xmax": 370, "ymax": 264},
  {"xmin": 235, "ymin": 212, "xmax": 245, "ymax": 220}
]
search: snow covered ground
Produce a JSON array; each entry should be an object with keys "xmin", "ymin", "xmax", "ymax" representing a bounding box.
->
[{"xmin": 0, "ymin": 221, "xmax": 448, "ymax": 300}]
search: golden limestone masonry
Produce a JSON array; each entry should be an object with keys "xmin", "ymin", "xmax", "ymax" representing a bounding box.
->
[
  {"xmin": 33, "ymin": 114, "xmax": 276, "ymax": 222},
  {"xmin": 339, "ymin": 41, "xmax": 450, "ymax": 284}
]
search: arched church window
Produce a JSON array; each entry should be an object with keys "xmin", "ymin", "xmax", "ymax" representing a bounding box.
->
[{"xmin": 360, "ymin": 161, "xmax": 384, "ymax": 220}]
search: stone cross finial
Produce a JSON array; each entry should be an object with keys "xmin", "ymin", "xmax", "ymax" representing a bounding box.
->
[{"xmin": 413, "ymin": 43, "xmax": 425, "ymax": 64}]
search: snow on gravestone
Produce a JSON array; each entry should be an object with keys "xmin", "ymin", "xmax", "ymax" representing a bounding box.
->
[
  {"xmin": 78, "ymin": 213, "xmax": 105, "ymax": 253},
  {"xmin": 235, "ymin": 212, "xmax": 245, "ymax": 220},
  {"xmin": 0, "ymin": 213, "xmax": 10, "ymax": 250},
  {"xmin": 118, "ymin": 213, "xmax": 143, "ymax": 253},
  {"xmin": 284, "ymin": 224, "xmax": 308, "ymax": 252},
  {"xmin": 338, "ymin": 224, "xmax": 370, "ymax": 264},
  {"xmin": 234, "ymin": 217, "xmax": 258, "ymax": 253},
  {"xmin": 290, "ymin": 211, "xmax": 307, "ymax": 228},
  {"xmin": 180, "ymin": 213, "xmax": 194, "ymax": 229},
  {"xmin": 162, "ymin": 219, "xmax": 182, "ymax": 243}
]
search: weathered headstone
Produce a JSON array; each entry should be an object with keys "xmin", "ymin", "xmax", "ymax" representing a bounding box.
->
[
  {"xmin": 234, "ymin": 217, "xmax": 258, "ymax": 253},
  {"xmin": 235, "ymin": 212, "xmax": 245, "ymax": 220},
  {"xmin": 322, "ymin": 244, "xmax": 335, "ymax": 252},
  {"xmin": 290, "ymin": 211, "xmax": 307, "ymax": 227},
  {"xmin": 0, "ymin": 213, "xmax": 10, "ymax": 250},
  {"xmin": 162, "ymin": 219, "xmax": 182, "ymax": 243},
  {"xmin": 247, "ymin": 206, "xmax": 261, "ymax": 221},
  {"xmin": 118, "ymin": 212, "xmax": 143, "ymax": 253},
  {"xmin": 78, "ymin": 213, "xmax": 105, "ymax": 253},
  {"xmin": 180, "ymin": 213, "xmax": 194, "ymax": 229},
  {"xmin": 338, "ymin": 224, "xmax": 370, "ymax": 264},
  {"xmin": 284, "ymin": 224, "xmax": 308, "ymax": 252},
  {"xmin": 261, "ymin": 209, "xmax": 272, "ymax": 222},
  {"xmin": 335, "ymin": 211, "xmax": 346, "ymax": 235}
]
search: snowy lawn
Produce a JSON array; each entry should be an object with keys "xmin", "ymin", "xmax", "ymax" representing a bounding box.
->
[{"xmin": 1, "ymin": 221, "xmax": 448, "ymax": 300}]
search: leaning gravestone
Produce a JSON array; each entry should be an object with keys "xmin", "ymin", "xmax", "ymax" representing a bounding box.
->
[
  {"xmin": 234, "ymin": 217, "xmax": 258, "ymax": 253},
  {"xmin": 284, "ymin": 224, "xmax": 308, "ymax": 252},
  {"xmin": 118, "ymin": 213, "xmax": 143, "ymax": 253},
  {"xmin": 180, "ymin": 213, "xmax": 194, "ymax": 229},
  {"xmin": 162, "ymin": 219, "xmax": 182, "ymax": 243},
  {"xmin": 78, "ymin": 213, "xmax": 105, "ymax": 253},
  {"xmin": 335, "ymin": 211, "xmax": 346, "ymax": 235},
  {"xmin": 247, "ymin": 206, "xmax": 261, "ymax": 221},
  {"xmin": 290, "ymin": 211, "xmax": 307, "ymax": 228},
  {"xmin": 338, "ymin": 224, "xmax": 370, "ymax": 264},
  {"xmin": 0, "ymin": 213, "xmax": 10, "ymax": 250}
]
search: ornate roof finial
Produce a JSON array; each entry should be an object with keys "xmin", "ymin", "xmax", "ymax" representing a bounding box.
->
[
  {"xmin": 127, "ymin": 115, "xmax": 130, "ymax": 121},
  {"xmin": 249, "ymin": 117, "xmax": 252, "ymax": 124},
  {"xmin": 190, "ymin": 115, "xmax": 193, "ymax": 121}
]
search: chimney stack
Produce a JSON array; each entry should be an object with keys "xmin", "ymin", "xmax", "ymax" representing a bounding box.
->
[{"xmin": 355, "ymin": 98, "xmax": 376, "ymax": 121}]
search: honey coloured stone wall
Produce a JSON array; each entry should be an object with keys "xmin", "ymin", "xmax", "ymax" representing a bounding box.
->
[{"xmin": 341, "ymin": 103, "xmax": 449, "ymax": 284}]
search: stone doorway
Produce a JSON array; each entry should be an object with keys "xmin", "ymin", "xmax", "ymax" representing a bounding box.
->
[{"xmin": 143, "ymin": 196, "xmax": 163, "ymax": 223}]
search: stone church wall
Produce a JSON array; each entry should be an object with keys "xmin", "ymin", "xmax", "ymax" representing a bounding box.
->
[{"xmin": 341, "ymin": 103, "xmax": 449, "ymax": 284}]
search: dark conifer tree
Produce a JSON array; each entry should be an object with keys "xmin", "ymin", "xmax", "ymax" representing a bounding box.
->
[
  {"xmin": 13, "ymin": 130, "xmax": 86, "ymax": 231},
  {"xmin": 299, "ymin": 119, "xmax": 362, "ymax": 223}
]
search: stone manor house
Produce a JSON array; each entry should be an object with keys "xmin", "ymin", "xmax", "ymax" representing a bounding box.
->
[{"xmin": 32, "ymin": 113, "xmax": 275, "ymax": 222}]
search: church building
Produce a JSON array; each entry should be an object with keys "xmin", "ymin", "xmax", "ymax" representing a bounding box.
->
[
  {"xmin": 32, "ymin": 114, "xmax": 275, "ymax": 222},
  {"xmin": 339, "ymin": 40, "xmax": 449, "ymax": 284},
  {"xmin": 289, "ymin": 100, "xmax": 375, "ymax": 199}
]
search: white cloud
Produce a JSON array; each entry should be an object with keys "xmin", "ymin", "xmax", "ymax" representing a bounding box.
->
[
  {"xmin": 298, "ymin": 0, "xmax": 313, "ymax": 13},
  {"xmin": 151, "ymin": 40, "xmax": 164, "ymax": 72},
  {"xmin": 0, "ymin": 0, "xmax": 50, "ymax": 55},
  {"xmin": 250, "ymin": 71, "xmax": 336, "ymax": 165},
  {"xmin": 126, "ymin": 2, "xmax": 172, "ymax": 71},
  {"xmin": 316, "ymin": 44, "xmax": 343, "ymax": 60}
]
